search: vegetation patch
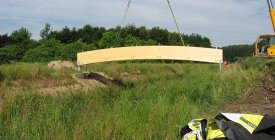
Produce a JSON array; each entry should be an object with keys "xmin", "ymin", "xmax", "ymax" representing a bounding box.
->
[
  {"xmin": 0, "ymin": 58, "xmax": 269, "ymax": 139},
  {"xmin": 0, "ymin": 25, "xmax": 212, "ymax": 64},
  {"xmin": 0, "ymin": 63, "xmax": 75, "ymax": 88},
  {"xmin": 0, "ymin": 71, "xmax": 4, "ymax": 81}
]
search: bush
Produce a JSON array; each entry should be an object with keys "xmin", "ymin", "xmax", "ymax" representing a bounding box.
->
[
  {"xmin": 239, "ymin": 57, "xmax": 267, "ymax": 70},
  {"xmin": 0, "ymin": 39, "xmax": 39, "ymax": 64},
  {"xmin": 0, "ymin": 45, "xmax": 23, "ymax": 63},
  {"xmin": 58, "ymin": 40, "xmax": 94, "ymax": 61},
  {"xmin": 10, "ymin": 27, "xmax": 32, "ymax": 43},
  {"xmin": 223, "ymin": 45, "xmax": 254, "ymax": 62},
  {"xmin": 23, "ymin": 38, "xmax": 95, "ymax": 62},
  {"xmin": 267, "ymin": 59, "xmax": 275, "ymax": 72},
  {"xmin": 23, "ymin": 38, "xmax": 63, "ymax": 62},
  {"xmin": 23, "ymin": 46, "xmax": 58, "ymax": 62}
]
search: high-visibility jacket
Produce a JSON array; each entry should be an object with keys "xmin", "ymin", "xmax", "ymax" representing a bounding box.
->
[{"xmin": 180, "ymin": 113, "xmax": 275, "ymax": 140}]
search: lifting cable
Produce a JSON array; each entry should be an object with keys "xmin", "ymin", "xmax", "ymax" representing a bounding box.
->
[
  {"xmin": 114, "ymin": 0, "xmax": 132, "ymax": 46},
  {"xmin": 115, "ymin": 0, "xmax": 185, "ymax": 46},
  {"xmin": 166, "ymin": 0, "xmax": 185, "ymax": 46}
]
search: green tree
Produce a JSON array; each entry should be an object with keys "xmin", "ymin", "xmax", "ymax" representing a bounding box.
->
[
  {"xmin": 40, "ymin": 23, "xmax": 51, "ymax": 39},
  {"xmin": 120, "ymin": 25, "xmax": 137, "ymax": 38},
  {"xmin": 0, "ymin": 34, "xmax": 13, "ymax": 48},
  {"xmin": 144, "ymin": 39, "xmax": 158, "ymax": 46},
  {"xmin": 23, "ymin": 47, "xmax": 56, "ymax": 62},
  {"xmin": 183, "ymin": 34, "xmax": 211, "ymax": 48},
  {"xmin": 99, "ymin": 31, "xmax": 122, "ymax": 49},
  {"xmin": 10, "ymin": 27, "xmax": 32, "ymax": 42},
  {"xmin": 124, "ymin": 35, "xmax": 143, "ymax": 46},
  {"xmin": 54, "ymin": 26, "xmax": 78, "ymax": 44},
  {"xmin": 136, "ymin": 26, "xmax": 149, "ymax": 40},
  {"xmin": 39, "ymin": 38, "xmax": 61, "ymax": 48},
  {"xmin": 0, "ymin": 39, "xmax": 38, "ymax": 64},
  {"xmin": 23, "ymin": 38, "xmax": 63, "ymax": 62},
  {"xmin": 223, "ymin": 44, "xmax": 254, "ymax": 62},
  {"xmin": 80, "ymin": 24, "xmax": 94, "ymax": 44},
  {"xmin": 0, "ymin": 45, "xmax": 22, "ymax": 63},
  {"xmin": 168, "ymin": 32, "xmax": 183, "ymax": 46},
  {"xmin": 124, "ymin": 35, "xmax": 158, "ymax": 46},
  {"xmin": 148, "ymin": 27, "xmax": 169, "ymax": 45},
  {"xmin": 90, "ymin": 27, "xmax": 106, "ymax": 44},
  {"xmin": 58, "ymin": 40, "xmax": 93, "ymax": 61}
]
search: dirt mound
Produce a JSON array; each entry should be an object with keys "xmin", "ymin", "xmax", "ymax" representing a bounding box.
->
[
  {"xmin": 223, "ymin": 73, "xmax": 275, "ymax": 115},
  {"xmin": 39, "ymin": 72, "xmax": 112, "ymax": 95},
  {"xmin": 5, "ymin": 71, "xmax": 130, "ymax": 95},
  {"xmin": 48, "ymin": 61, "xmax": 77, "ymax": 70},
  {"xmin": 75, "ymin": 72, "xmax": 126, "ymax": 87}
]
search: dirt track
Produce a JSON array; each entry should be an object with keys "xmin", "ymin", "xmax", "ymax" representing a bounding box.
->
[{"xmin": 223, "ymin": 72, "xmax": 275, "ymax": 115}]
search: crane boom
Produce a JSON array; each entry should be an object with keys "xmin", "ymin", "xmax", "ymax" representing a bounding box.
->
[{"xmin": 267, "ymin": 0, "xmax": 275, "ymax": 32}]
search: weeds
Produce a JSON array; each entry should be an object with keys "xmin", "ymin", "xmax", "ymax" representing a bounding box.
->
[
  {"xmin": 0, "ymin": 58, "xmax": 268, "ymax": 139},
  {"xmin": 0, "ymin": 63, "xmax": 74, "ymax": 87}
]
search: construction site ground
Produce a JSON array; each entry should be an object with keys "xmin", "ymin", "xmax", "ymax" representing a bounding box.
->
[{"xmin": 223, "ymin": 71, "xmax": 275, "ymax": 115}]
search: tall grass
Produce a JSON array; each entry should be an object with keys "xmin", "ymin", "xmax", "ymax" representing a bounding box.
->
[
  {"xmin": 0, "ymin": 58, "xmax": 268, "ymax": 139},
  {"xmin": 0, "ymin": 63, "xmax": 74, "ymax": 87}
]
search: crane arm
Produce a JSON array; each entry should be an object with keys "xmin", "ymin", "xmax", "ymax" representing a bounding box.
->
[{"xmin": 267, "ymin": 0, "xmax": 275, "ymax": 32}]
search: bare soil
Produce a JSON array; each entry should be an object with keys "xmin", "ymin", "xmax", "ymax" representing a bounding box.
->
[
  {"xmin": 48, "ymin": 61, "xmax": 77, "ymax": 70},
  {"xmin": 223, "ymin": 72, "xmax": 275, "ymax": 115},
  {"xmin": 38, "ymin": 71, "xmax": 136, "ymax": 95}
]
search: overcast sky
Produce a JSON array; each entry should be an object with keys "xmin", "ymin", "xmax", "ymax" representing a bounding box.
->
[{"xmin": 0, "ymin": 0, "xmax": 274, "ymax": 47}]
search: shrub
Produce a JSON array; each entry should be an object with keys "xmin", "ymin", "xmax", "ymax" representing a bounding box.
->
[
  {"xmin": 23, "ymin": 38, "xmax": 63, "ymax": 62},
  {"xmin": 223, "ymin": 45, "xmax": 254, "ymax": 62},
  {"xmin": 58, "ymin": 40, "xmax": 93, "ymax": 61},
  {"xmin": 10, "ymin": 27, "xmax": 32, "ymax": 43},
  {"xmin": 0, "ymin": 39, "xmax": 39, "ymax": 64},
  {"xmin": 267, "ymin": 59, "xmax": 275, "ymax": 72},
  {"xmin": 23, "ymin": 46, "xmax": 58, "ymax": 62},
  {"xmin": 239, "ymin": 57, "xmax": 267, "ymax": 70},
  {"xmin": 0, "ymin": 45, "xmax": 23, "ymax": 64}
]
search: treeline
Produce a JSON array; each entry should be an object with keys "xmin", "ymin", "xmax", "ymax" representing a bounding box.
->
[
  {"xmin": 1, "ymin": 23, "xmax": 254, "ymax": 64},
  {"xmin": 223, "ymin": 44, "xmax": 254, "ymax": 62},
  {"xmin": 0, "ymin": 23, "xmax": 212, "ymax": 63}
]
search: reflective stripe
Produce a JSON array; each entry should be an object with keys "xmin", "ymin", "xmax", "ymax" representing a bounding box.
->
[
  {"xmin": 221, "ymin": 113, "xmax": 242, "ymax": 122},
  {"xmin": 222, "ymin": 113, "xmax": 263, "ymax": 133},
  {"xmin": 236, "ymin": 114, "xmax": 263, "ymax": 133}
]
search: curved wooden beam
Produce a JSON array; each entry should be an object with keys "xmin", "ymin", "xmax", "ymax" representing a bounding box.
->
[{"xmin": 77, "ymin": 46, "xmax": 223, "ymax": 65}]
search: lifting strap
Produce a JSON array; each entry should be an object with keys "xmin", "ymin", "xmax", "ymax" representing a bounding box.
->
[
  {"xmin": 166, "ymin": 0, "xmax": 185, "ymax": 46},
  {"xmin": 115, "ymin": 0, "xmax": 185, "ymax": 46},
  {"xmin": 114, "ymin": 0, "xmax": 132, "ymax": 46}
]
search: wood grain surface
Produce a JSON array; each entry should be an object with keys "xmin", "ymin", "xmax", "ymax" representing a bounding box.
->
[{"xmin": 77, "ymin": 46, "xmax": 223, "ymax": 65}]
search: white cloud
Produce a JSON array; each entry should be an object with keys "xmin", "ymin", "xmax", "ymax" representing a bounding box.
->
[{"xmin": 0, "ymin": 0, "xmax": 273, "ymax": 47}]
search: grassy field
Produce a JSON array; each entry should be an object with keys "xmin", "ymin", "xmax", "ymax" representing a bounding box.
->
[{"xmin": 0, "ymin": 58, "xmax": 270, "ymax": 139}]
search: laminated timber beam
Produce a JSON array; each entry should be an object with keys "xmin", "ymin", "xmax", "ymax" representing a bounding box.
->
[{"xmin": 77, "ymin": 46, "xmax": 223, "ymax": 65}]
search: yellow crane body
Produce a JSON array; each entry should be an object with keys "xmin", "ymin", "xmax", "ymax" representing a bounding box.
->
[
  {"xmin": 255, "ymin": 0, "xmax": 275, "ymax": 57},
  {"xmin": 269, "ymin": 1, "xmax": 275, "ymax": 33},
  {"xmin": 255, "ymin": 34, "xmax": 275, "ymax": 57}
]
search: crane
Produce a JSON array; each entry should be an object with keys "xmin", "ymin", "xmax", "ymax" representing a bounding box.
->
[{"xmin": 255, "ymin": 0, "xmax": 275, "ymax": 57}]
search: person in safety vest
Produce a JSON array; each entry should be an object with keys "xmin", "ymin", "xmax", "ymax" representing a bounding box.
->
[
  {"xmin": 180, "ymin": 113, "xmax": 275, "ymax": 140},
  {"xmin": 224, "ymin": 61, "xmax": 230, "ymax": 71}
]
